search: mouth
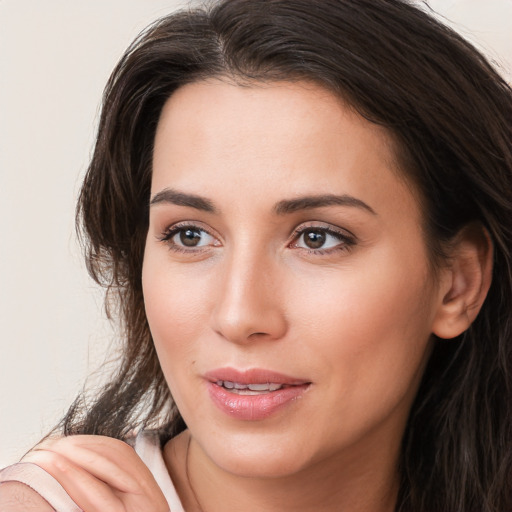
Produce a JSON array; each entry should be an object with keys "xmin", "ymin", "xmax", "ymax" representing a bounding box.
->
[
  {"xmin": 213, "ymin": 380, "xmax": 294, "ymax": 395},
  {"xmin": 204, "ymin": 368, "xmax": 311, "ymax": 420},
  {"xmin": 205, "ymin": 367, "xmax": 310, "ymax": 389}
]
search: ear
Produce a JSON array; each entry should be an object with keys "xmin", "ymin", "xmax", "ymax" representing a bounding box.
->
[{"xmin": 432, "ymin": 223, "xmax": 493, "ymax": 340}]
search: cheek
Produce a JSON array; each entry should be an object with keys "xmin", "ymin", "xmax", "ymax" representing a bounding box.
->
[
  {"xmin": 142, "ymin": 248, "xmax": 212, "ymax": 372},
  {"xmin": 295, "ymin": 256, "xmax": 430, "ymax": 332},
  {"xmin": 142, "ymin": 255, "xmax": 214, "ymax": 420},
  {"xmin": 287, "ymin": 245, "xmax": 435, "ymax": 403},
  {"xmin": 143, "ymin": 276, "xmax": 205, "ymax": 343}
]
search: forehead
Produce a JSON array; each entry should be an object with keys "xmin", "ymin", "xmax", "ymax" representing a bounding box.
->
[{"xmin": 152, "ymin": 80, "xmax": 419, "ymax": 223}]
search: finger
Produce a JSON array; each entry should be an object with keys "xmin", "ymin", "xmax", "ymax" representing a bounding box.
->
[
  {"xmin": 23, "ymin": 450, "xmax": 126, "ymax": 512},
  {"xmin": 32, "ymin": 443, "xmax": 140, "ymax": 494},
  {"xmin": 51, "ymin": 436, "xmax": 161, "ymax": 496},
  {"xmin": 43, "ymin": 436, "xmax": 144, "ymax": 475}
]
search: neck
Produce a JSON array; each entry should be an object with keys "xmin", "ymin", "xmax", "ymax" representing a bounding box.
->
[{"xmin": 165, "ymin": 429, "xmax": 400, "ymax": 512}]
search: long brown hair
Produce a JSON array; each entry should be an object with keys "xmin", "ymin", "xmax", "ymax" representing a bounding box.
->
[{"xmin": 64, "ymin": 1, "xmax": 512, "ymax": 510}]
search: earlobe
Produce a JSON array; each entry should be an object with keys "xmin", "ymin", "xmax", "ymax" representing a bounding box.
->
[{"xmin": 432, "ymin": 224, "xmax": 493, "ymax": 340}]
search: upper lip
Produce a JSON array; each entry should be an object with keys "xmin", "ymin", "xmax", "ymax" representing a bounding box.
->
[{"xmin": 204, "ymin": 367, "xmax": 310, "ymax": 386}]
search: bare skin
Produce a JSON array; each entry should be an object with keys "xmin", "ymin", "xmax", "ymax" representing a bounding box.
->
[
  {"xmin": 164, "ymin": 429, "xmax": 400, "ymax": 512},
  {"xmin": 143, "ymin": 80, "xmax": 492, "ymax": 512},
  {"xmin": 0, "ymin": 482, "xmax": 55, "ymax": 512},
  {"xmin": 1, "ymin": 80, "xmax": 492, "ymax": 512}
]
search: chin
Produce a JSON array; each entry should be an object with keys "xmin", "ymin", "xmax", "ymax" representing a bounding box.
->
[
  {"xmin": 198, "ymin": 427, "xmax": 317, "ymax": 478},
  {"xmin": 216, "ymin": 451, "xmax": 309, "ymax": 479}
]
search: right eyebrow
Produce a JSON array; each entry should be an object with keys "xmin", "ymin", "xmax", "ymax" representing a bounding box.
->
[{"xmin": 149, "ymin": 188, "xmax": 217, "ymax": 213}]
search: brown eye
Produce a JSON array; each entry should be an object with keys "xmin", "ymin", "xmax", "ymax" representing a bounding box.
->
[
  {"xmin": 303, "ymin": 229, "xmax": 326, "ymax": 249},
  {"xmin": 163, "ymin": 226, "xmax": 217, "ymax": 249},
  {"xmin": 293, "ymin": 226, "xmax": 354, "ymax": 253},
  {"xmin": 179, "ymin": 228, "xmax": 202, "ymax": 247}
]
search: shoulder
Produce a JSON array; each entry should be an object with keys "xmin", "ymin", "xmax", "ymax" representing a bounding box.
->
[
  {"xmin": 0, "ymin": 461, "xmax": 80, "ymax": 512},
  {"xmin": 0, "ymin": 481, "xmax": 55, "ymax": 511}
]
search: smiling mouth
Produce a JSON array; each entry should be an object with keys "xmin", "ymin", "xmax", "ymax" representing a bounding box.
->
[
  {"xmin": 207, "ymin": 378, "xmax": 311, "ymax": 420},
  {"xmin": 214, "ymin": 381, "xmax": 290, "ymax": 395},
  {"xmin": 204, "ymin": 367, "xmax": 311, "ymax": 419}
]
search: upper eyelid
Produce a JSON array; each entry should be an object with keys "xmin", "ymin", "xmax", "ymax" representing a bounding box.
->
[
  {"xmin": 291, "ymin": 222, "xmax": 356, "ymax": 239},
  {"xmin": 161, "ymin": 221, "xmax": 216, "ymax": 236}
]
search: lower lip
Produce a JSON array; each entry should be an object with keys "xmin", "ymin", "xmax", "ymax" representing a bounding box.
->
[{"xmin": 206, "ymin": 382, "xmax": 309, "ymax": 421}]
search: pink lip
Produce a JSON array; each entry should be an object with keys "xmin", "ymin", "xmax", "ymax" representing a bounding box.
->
[{"xmin": 204, "ymin": 368, "xmax": 311, "ymax": 421}]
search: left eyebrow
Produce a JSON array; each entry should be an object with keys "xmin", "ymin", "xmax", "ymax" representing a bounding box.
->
[{"xmin": 274, "ymin": 194, "xmax": 377, "ymax": 215}]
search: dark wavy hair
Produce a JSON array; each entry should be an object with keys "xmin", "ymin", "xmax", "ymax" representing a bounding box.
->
[{"xmin": 61, "ymin": 0, "xmax": 512, "ymax": 510}]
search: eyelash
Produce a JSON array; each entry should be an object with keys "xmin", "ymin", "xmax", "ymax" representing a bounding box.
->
[
  {"xmin": 158, "ymin": 222, "xmax": 356, "ymax": 256},
  {"xmin": 290, "ymin": 224, "xmax": 356, "ymax": 255},
  {"xmin": 157, "ymin": 222, "xmax": 217, "ymax": 254}
]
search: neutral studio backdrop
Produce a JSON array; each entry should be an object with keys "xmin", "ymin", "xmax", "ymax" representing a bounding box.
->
[{"xmin": 0, "ymin": 0, "xmax": 511, "ymax": 466}]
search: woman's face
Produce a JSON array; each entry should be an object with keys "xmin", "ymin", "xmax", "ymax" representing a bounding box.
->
[{"xmin": 143, "ymin": 80, "xmax": 446, "ymax": 478}]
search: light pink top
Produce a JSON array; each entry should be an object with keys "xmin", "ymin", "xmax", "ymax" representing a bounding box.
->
[{"xmin": 0, "ymin": 431, "xmax": 184, "ymax": 512}]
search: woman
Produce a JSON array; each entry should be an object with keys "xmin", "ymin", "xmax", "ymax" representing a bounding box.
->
[{"xmin": 1, "ymin": 0, "xmax": 511, "ymax": 510}]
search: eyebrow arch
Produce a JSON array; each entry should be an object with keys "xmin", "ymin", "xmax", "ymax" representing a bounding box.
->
[
  {"xmin": 274, "ymin": 194, "xmax": 377, "ymax": 215},
  {"xmin": 149, "ymin": 188, "xmax": 217, "ymax": 213}
]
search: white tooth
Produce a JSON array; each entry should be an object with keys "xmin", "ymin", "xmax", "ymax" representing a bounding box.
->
[
  {"xmin": 248, "ymin": 383, "xmax": 270, "ymax": 391},
  {"xmin": 234, "ymin": 383, "xmax": 248, "ymax": 390},
  {"xmin": 269, "ymin": 383, "xmax": 282, "ymax": 391},
  {"xmin": 223, "ymin": 381, "xmax": 235, "ymax": 389},
  {"xmin": 232, "ymin": 389, "xmax": 266, "ymax": 395},
  {"xmin": 216, "ymin": 380, "xmax": 223, "ymax": 386}
]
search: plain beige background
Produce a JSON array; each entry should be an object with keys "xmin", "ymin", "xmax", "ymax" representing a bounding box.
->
[{"xmin": 0, "ymin": 0, "xmax": 511, "ymax": 466}]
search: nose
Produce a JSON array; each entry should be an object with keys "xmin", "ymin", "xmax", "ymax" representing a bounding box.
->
[{"xmin": 210, "ymin": 248, "xmax": 288, "ymax": 345}]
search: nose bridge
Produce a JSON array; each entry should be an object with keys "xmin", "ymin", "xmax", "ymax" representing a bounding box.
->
[{"xmin": 211, "ymin": 241, "xmax": 287, "ymax": 344}]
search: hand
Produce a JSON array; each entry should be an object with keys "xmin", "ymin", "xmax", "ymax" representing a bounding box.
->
[{"xmin": 22, "ymin": 435, "xmax": 169, "ymax": 512}]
